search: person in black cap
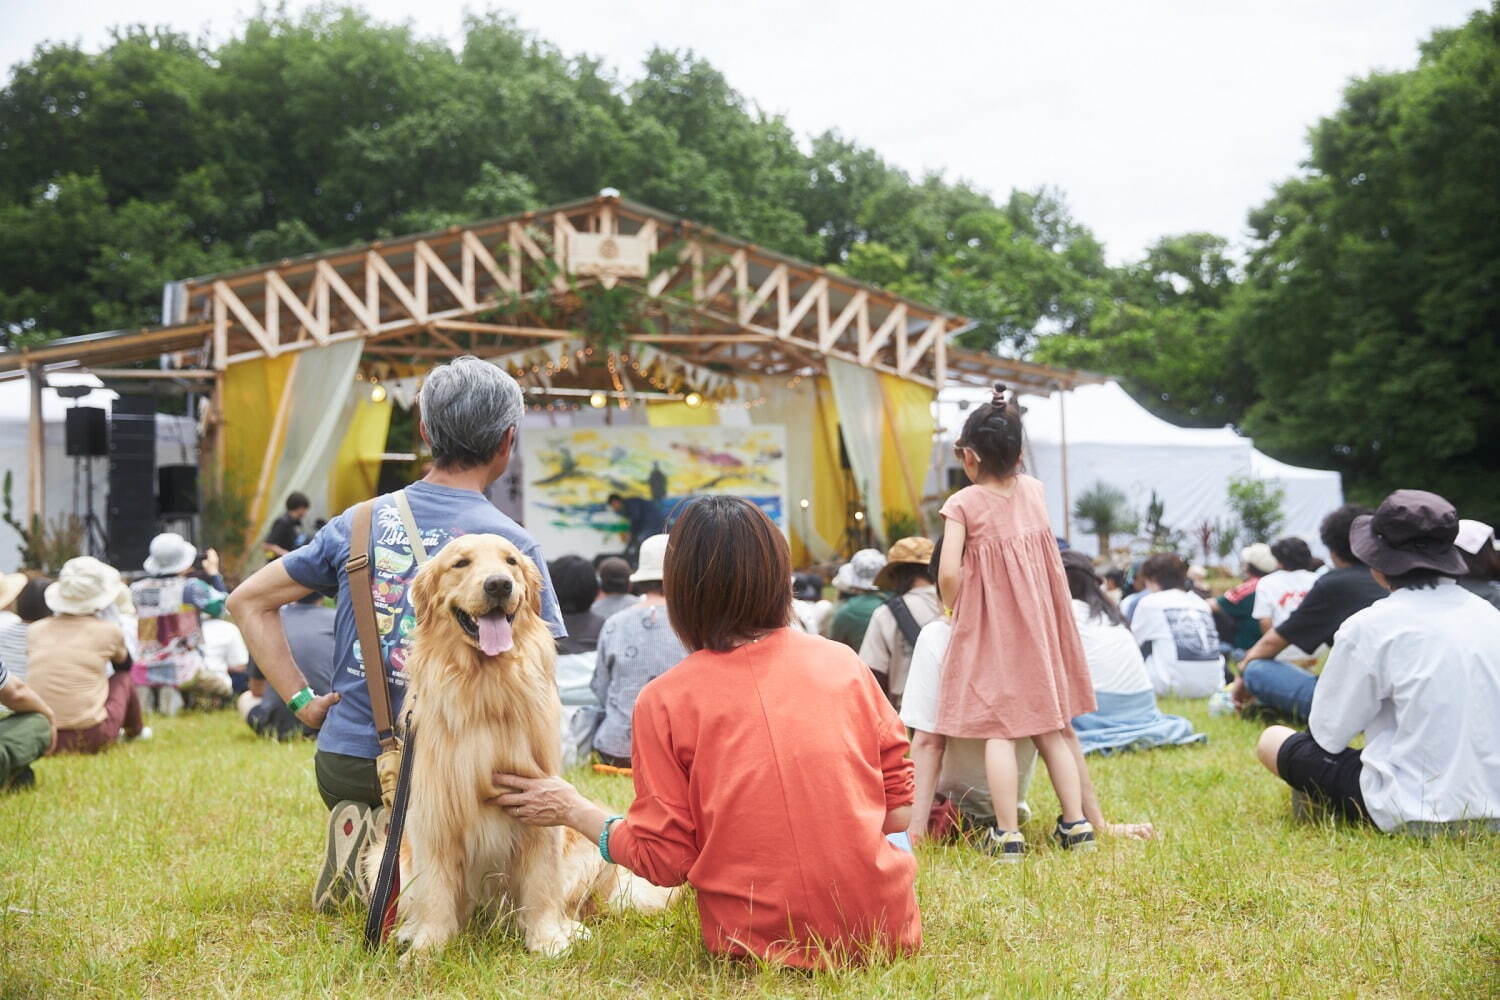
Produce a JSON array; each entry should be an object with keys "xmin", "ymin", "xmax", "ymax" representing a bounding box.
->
[{"xmin": 1253, "ymin": 490, "xmax": 1500, "ymax": 834}]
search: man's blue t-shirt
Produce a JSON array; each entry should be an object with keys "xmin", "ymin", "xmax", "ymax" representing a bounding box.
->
[{"xmin": 281, "ymin": 481, "xmax": 566, "ymax": 759}]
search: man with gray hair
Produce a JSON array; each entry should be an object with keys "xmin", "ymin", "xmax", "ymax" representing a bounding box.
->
[{"xmin": 230, "ymin": 356, "xmax": 565, "ymax": 910}]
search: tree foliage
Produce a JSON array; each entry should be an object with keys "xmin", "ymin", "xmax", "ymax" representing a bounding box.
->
[{"xmin": 0, "ymin": 9, "xmax": 1107, "ymax": 355}]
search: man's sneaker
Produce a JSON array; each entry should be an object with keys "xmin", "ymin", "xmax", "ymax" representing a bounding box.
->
[
  {"xmin": 1053, "ymin": 817, "xmax": 1097, "ymax": 852},
  {"xmin": 313, "ymin": 801, "xmax": 372, "ymax": 912},
  {"xmin": 984, "ymin": 828, "xmax": 1029, "ymax": 863}
]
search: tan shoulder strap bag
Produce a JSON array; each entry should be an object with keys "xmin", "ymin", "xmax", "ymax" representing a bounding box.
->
[{"xmin": 345, "ymin": 491, "xmax": 428, "ymax": 807}]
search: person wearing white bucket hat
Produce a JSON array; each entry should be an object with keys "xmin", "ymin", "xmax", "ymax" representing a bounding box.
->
[
  {"xmin": 1454, "ymin": 518, "xmax": 1500, "ymax": 611},
  {"xmin": 27, "ymin": 557, "xmax": 145, "ymax": 754},
  {"xmin": 130, "ymin": 532, "xmax": 232, "ymax": 715},
  {"xmin": 590, "ymin": 534, "xmax": 686, "ymax": 771},
  {"xmin": 827, "ymin": 548, "xmax": 888, "ymax": 651}
]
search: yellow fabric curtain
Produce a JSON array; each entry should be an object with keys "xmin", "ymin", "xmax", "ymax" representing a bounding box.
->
[
  {"xmin": 220, "ymin": 352, "xmax": 297, "ymax": 521},
  {"xmin": 877, "ymin": 373, "xmax": 937, "ymax": 537},
  {"xmin": 646, "ymin": 401, "xmax": 719, "ymax": 427},
  {"xmin": 329, "ymin": 388, "xmax": 393, "ymax": 515},
  {"xmin": 808, "ymin": 377, "xmax": 850, "ymax": 561}
]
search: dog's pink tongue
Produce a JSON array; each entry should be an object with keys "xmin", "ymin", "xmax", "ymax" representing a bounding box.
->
[{"xmin": 477, "ymin": 612, "xmax": 513, "ymax": 656}]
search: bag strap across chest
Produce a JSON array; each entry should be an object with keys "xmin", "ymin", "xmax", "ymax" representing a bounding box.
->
[
  {"xmin": 884, "ymin": 593, "xmax": 924, "ymax": 649},
  {"xmin": 345, "ymin": 498, "xmax": 396, "ymax": 754}
]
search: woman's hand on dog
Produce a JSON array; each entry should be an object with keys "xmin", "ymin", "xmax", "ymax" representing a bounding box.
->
[
  {"xmin": 490, "ymin": 773, "xmax": 607, "ymax": 839},
  {"xmin": 294, "ymin": 691, "xmax": 340, "ymax": 730}
]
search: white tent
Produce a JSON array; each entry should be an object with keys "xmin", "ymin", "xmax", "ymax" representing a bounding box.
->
[
  {"xmin": 936, "ymin": 380, "xmax": 1344, "ymax": 560},
  {"xmin": 0, "ymin": 374, "xmax": 197, "ymax": 573}
]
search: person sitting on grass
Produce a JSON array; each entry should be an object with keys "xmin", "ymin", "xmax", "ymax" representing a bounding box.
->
[
  {"xmin": 1233, "ymin": 504, "xmax": 1385, "ymax": 721},
  {"xmin": 238, "ymin": 592, "xmax": 336, "ymax": 741},
  {"xmin": 589, "ymin": 556, "xmax": 639, "ymax": 621},
  {"xmin": 1253, "ymin": 537, "xmax": 1321, "ymax": 661},
  {"xmin": 1215, "ymin": 543, "xmax": 1277, "ymax": 660},
  {"xmin": 0, "ymin": 576, "xmax": 51, "ymax": 681},
  {"xmin": 229, "ymin": 356, "xmax": 565, "ymax": 913},
  {"xmin": 1454, "ymin": 519, "xmax": 1500, "ymax": 611},
  {"xmin": 1129, "ymin": 552, "xmax": 1225, "ymax": 699},
  {"xmin": 589, "ymin": 535, "xmax": 686, "ymax": 771},
  {"xmin": 859, "ymin": 537, "xmax": 940, "ymax": 710},
  {"xmin": 0, "ymin": 655, "xmax": 57, "ymax": 790},
  {"xmin": 1255, "ymin": 490, "xmax": 1500, "ymax": 834},
  {"xmin": 131, "ymin": 535, "xmax": 231, "ymax": 715},
  {"xmin": 826, "ymin": 548, "xmax": 887, "ymax": 650},
  {"xmin": 1060, "ymin": 551, "xmax": 1205, "ymax": 755},
  {"xmin": 29, "ymin": 558, "xmax": 148, "ymax": 754},
  {"xmin": 495, "ymin": 496, "xmax": 920, "ymax": 968}
]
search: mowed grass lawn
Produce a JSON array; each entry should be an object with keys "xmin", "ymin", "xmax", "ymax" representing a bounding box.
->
[{"xmin": 1, "ymin": 703, "xmax": 1496, "ymax": 999}]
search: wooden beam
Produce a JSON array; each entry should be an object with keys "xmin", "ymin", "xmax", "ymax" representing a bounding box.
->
[
  {"xmin": 366, "ymin": 251, "xmax": 426, "ymax": 324},
  {"xmin": 26, "ymin": 367, "xmax": 44, "ymax": 524},
  {"xmin": 266, "ymin": 270, "xmax": 329, "ymax": 345},
  {"xmin": 215, "ymin": 281, "xmax": 278, "ymax": 357},
  {"xmin": 431, "ymin": 320, "xmax": 575, "ymax": 340},
  {"xmin": 860, "ymin": 303, "xmax": 906, "ymax": 366},
  {"xmin": 415, "ymin": 240, "xmax": 476, "ymax": 312},
  {"xmin": 776, "ymin": 276, "xmax": 825, "ymax": 340}
]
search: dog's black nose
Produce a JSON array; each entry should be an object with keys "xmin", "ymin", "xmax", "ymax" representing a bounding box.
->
[{"xmin": 483, "ymin": 574, "xmax": 514, "ymax": 600}]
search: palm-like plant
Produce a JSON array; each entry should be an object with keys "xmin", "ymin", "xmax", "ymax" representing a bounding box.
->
[{"xmin": 1073, "ymin": 482, "xmax": 1137, "ymax": 554}]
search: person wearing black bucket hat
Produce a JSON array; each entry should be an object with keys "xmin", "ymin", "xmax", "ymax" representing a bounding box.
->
[{"xmin": 1253, "ymin": 490, "xmax": 1500, "ymax": 835}]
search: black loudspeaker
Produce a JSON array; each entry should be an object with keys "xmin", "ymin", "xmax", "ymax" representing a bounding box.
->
[
  {"xmin": 158, "ymin": 465, "xmax": 198, "ymax": 515},
  {"xmin": 107, "ymin": 396, "xmax": 157, "ymax": 571},
  {"xmin": 65, "ymin": 406, "xmax": 108, "ymax": 456}
]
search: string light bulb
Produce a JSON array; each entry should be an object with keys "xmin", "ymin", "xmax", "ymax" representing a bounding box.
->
[
  {"xmin": 589, "ymin": 391, "xmax": 608, "ymax": 409},
  {"xmin": 854, "ymin": 511, "xmax": 865, "ymax": 522},
  {"xmin": 684, "ymin": 391, "xmax": 703, "ymax": 409},
  {"xmin": 370, "ymin": 383, "xmax": 388, "ymax": 404},
  {"xmin": 799, "ymin": 498, "xmax": 810, "ymax": 510}
]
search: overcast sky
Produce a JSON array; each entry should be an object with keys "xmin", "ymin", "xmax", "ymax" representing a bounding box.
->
[{"xmin": 0, "ymin": 1, "xmax": 1481, "ymax": 262}]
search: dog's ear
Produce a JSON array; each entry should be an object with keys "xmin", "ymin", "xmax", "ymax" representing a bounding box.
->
[
  {"xmin": 409, "ymin": 554, "xmax": 441, "ymax": 620},
  {"xmin": 522, "ymin": 551, "xmax": 544, "ymax": 620}
]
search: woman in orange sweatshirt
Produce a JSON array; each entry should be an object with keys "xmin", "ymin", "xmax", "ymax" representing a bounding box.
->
[{"xmin": 495, "ymin": 495, "xmax": 919, "ymax": 968}]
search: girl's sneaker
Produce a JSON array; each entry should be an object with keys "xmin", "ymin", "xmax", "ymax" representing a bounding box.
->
[
  {"xmin": 1053, "ymin": 817, "xmax": 1097, "ymax": 852},
  {"xmin": 984, "ymin": 828, "xmax": 1029, "ymax": 863}
]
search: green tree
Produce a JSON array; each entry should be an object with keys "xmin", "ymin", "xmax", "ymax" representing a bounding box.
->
[
  {"xmin": 1232, "ymin": 6, "xmax": 1500, "ymax": 520},
  {"xmin": 1227, "ymin": 476, "xmax": 1286, "ymax": 544},
  {"xmin": 1072, "ymin": 482, "xmax": 1137, "ymax": 553}
]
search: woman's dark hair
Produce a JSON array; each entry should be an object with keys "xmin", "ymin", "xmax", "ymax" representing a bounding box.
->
[
  {"xmin": 956, "ymin": 383, "xmax": 1025, "ymax": 480},
  {"xmin": 1321, "ymin": 501, "xmax": 1369, "ymax": 561},
  {"xmin": 883, "ymin": 562, "xmax": 933, "ymax": 596},
  {"xmin": 285, "ymin": 491, "xmax": 310, "ymax": 511},
  {"xmin": 1270, "ymin": 537, "xmax": 1317, "ymax": 572},
  {"xmin": 547, "ymin": 555, "xmax": 599, "ymax": 615},
  {"xmin": 792, "ymin": 572, "xmax": 823, "ymax": 602},
  {"xmin": 1061, "ymin": 550, "xmax": 1124, "ymax": 625},
  {"xmin": 665, "ymin": 495, "xmax": 791, "ymax": 652},
  {"xmin": 1139, "ymin": 552, "xmax": 1190, "ymax": 590},
  {"xmin": 927, "ymin": 534, "xmax": 944, "ymax": 583},
  {"xmin": 1382, "ymin": 568, "xmax": 1447, "ymax": 591},
  {"xmin": 15, "ymin": 577, "xmax": 52, "ymax": 623}
]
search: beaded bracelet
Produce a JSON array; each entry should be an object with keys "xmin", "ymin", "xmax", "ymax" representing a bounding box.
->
[{"xmin": 598, "ymin": 815, "xmax": 624, "ymax": 864}]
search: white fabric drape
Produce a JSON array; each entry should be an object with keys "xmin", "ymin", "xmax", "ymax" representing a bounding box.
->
[
  {"xmin": 255, "ymin": 340, "xmax": 364, "ymax": 547},
  {"xmin": 826, "ymin": 358, "xmax": 885, "ymax": 544},
  {"xmin": 751, "ymin": 379, "xmax": 832, "ymax": 561}
]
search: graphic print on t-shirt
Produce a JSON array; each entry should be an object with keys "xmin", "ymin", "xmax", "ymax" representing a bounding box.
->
[
  {"xmin": 353, "ymin": 504, "xmax": 455, "ymax": 682},
  {"xmin": 1163, "ymin": 607, "xmax": 1219, "ymax": 662}
]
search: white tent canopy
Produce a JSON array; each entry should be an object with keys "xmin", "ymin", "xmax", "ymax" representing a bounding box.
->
[
  {"xmin": 937, "ymin": 381, "xmax": 1344, "ymax": 560},
  {"xmin": 0, "ymin": 374, "xmax": 197, "ymax": 573}
]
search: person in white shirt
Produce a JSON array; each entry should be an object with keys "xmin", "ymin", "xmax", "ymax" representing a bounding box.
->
[
  {"xmin": 1255, "ymin": 490, "xmax": 1500, "ymax": 834},
  {"xmin": 194, "ymin": 617, "xmax": 249, "ymax": 700},
  {"xmin": 1252, "ymin": 538, "xmax": 1321, "ymax": 660},
  {"xmin": 1129, "ymin": 552, "xmax": 1226, "ymax": 698}
]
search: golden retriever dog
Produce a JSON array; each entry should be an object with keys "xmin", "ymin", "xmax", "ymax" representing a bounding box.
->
[{"xmin": 371, "ymin": 533, "xmax": 671, "ymax": 955}]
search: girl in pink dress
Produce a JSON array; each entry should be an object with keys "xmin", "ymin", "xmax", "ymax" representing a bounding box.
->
[{"xmin": 937, "ymin": 383, "xmax": 1100, "ymax": 860}]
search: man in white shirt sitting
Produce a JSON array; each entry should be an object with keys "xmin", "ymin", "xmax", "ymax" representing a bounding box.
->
[
  {"xmin": 1255, "ymin": 490, "xmax": 1500, "ymax": 835},
  {"xmin": 1128, "ymin": 552, "xmax": 1226, "ymax": 698}
]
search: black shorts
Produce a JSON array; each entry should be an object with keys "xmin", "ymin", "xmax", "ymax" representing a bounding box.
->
[{"xmin": 1276, "ymin": 732, "xmax": 1370, "ymax": 823}]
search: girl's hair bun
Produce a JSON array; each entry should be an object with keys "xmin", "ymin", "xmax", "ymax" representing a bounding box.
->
[{"xmin": 990, "ymin": 382, "xmax": 1010, "ymax": 410}]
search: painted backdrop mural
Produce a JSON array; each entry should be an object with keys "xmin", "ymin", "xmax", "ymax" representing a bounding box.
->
[{"xmin": 520, "ymin": 425, "xmax": 788, "ymax": 557}]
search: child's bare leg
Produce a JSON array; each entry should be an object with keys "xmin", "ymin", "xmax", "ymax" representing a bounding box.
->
[
  {"xmin": 1031, "ymin": 728, "xmax": 1085, "ymax": 823},
  {"xmin": 984, "ymin": 738, "xmax": 1020, "ymax": 831},
  {"xmin": 1065, "ymin": 725, "xmax": 1155, "ymax": 839},
  {"xmin": 907, "ymin": 729, "xmax": 947, "ymax": 841}
]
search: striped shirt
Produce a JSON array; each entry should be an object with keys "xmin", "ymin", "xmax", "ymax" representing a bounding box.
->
[{"xmin": 0, "ymin": 622, "xmax": 26, "ymax": 682}]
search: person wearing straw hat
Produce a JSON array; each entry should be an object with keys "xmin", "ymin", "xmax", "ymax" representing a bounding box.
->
[
  {"xmin": 27, "ymin": 557, "xmax": 147, "ymax": 754},
  {"xmin": 589, "ymin": 534, "xmax": 687, "ymax": 772},
  {"xmin": 1254, "ymin": 490, "xmax": 1500, "ymax": 834},
  {"xmin": 130, "ymin": 532, "xmax": 230, "ymax": 715},
  {"xmin": 859, "ymin": 537, "xmax": 939, "ymax": 710},
  {"xmin": 827, "ymin": 548, "xmax": 888, "ymax": 651},
  {"xmin": 0, "ymin": 573, "xmax": 27, "ymax": 631}
]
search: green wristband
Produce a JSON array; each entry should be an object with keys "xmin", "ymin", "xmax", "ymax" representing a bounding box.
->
[{"xmin": 287, "ymin": 686, "xmax": 314, "ymax": 713}]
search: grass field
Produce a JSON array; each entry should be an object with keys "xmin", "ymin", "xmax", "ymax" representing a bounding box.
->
[{"xmin": 1, "ymin": 703, "xmax": 1496, "ymax": 999}]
